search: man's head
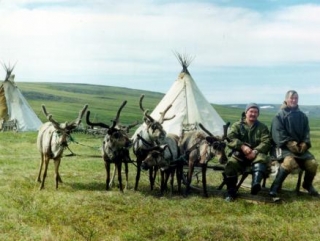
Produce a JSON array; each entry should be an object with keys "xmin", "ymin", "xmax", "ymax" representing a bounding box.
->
[
  {"xmin": 245, "ymin": 103, "xmax": 259, "ymax": 124},
  {"xmin": 245, "ymin": 103, "xmax": 260, "ymax": 114},
  {"xmin": 285, "ymin": 90, "xmax": 299, "ymax": 108}
]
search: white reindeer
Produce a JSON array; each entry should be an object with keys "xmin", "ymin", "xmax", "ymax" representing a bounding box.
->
[
  {"xmin": 132, "ymin": 94, "xmax": 175, "ymax": 191},
  {"xmin": 36, "ymin": 104, "xmax": 88, "ymax": 190}
]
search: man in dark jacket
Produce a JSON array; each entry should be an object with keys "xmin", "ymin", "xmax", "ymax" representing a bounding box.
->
[
  {"xmin": 224, "ymin": 103, "xmax": 271, "ymax": 202},
  {"xmin": 269, "ymin": 90, "xmax": 318, "ymax": 197}
]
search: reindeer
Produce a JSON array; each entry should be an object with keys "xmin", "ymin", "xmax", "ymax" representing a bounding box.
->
[
  {"xmin": 140, "ymin": 133, "xmax": 182, "ymax": 195},
  {"xmin": 179, "ymin": 122, "xmax": 229, "ymax": 197},
  {"xmin": 36, "ymin": 104, "xmax": 88, "ymax": 190},
  {"xmin": 86, "ymin": 101, "xmax": 138, "ymax": 192},
  {"xmin": 132, "ymin": 94, "xmax": 175, "ymax": 191}
]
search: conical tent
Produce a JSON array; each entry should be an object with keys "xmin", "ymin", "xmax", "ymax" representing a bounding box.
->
[
  {"xmin": 135, "ymin": 54, "xmax": 225, "ymax": 137},
  {"xmin": 0, "ymin": 64, "xmax": 42, "ymax": 131}
]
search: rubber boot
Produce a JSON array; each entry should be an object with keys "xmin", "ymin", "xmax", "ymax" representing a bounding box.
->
[
  {"xmin": 224, "ymin": 175, "xmax": 238, "ymax": 202},
  {"xmin": 302, "ymin": 171, "xmax": 319, "ymax": 196},
  {"xmin": 251, "ymin": 163, "xmax": 267, "ymax": 195},
  {"xmin": 269, "ymin": 166, "xmax": 289, "ymax": 197}
]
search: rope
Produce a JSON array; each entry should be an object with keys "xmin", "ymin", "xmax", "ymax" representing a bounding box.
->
[{"xmin": 68, "ymin": 134, "xmax": 101, "ymax": 150}]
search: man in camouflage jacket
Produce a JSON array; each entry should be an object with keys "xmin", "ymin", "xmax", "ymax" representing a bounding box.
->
[{"xmin": 224, "ymin": 103, "xmax": 271, "ymax": 202}]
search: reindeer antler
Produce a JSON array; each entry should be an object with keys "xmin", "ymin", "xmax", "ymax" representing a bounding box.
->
[
  {"xmin": 199, "ymin": 123, "xmax": 215, "ymax": 137},
  {"xmin": 109, "ymin": 100, "xmax": 127, "ymax": 129},
  {"xmin": 139, "ymin": 95, "xmax": 155, "ymax": 123},
  {"xmin": 122, "ymin": 121, "xmax": 139, "ymax": 133},
  {"xmin": 42, "ymin": 104, "xmax": 88, "ymax": 130},
  {"xmin": 114, "ymin": 101, "xmax": 127, "ymax": 124},
  {"xmin": 42, "ymin": 104, "xmax": 66, "ymax": 130},
  {"xmin": 159, "ymin": 104, "xmax": 175, "ymax": 124},
  {"xmin": 71, "ymin": 104, "xmax": 88, "ymax": 126},
  {"xmin": 86, "ymin": 111, "xmax": 110, "ymax": 129},
  {"xmin": 139, "ymin": 95, "xmax": 146, "ymax": 112},
  {"xmin": 199, "ymin": 123, "xmax": 223, "ymax": 144}
]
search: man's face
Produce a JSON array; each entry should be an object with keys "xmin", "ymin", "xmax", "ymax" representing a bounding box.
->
[
  {"xmin": 286, "ymin": 93, "xmax": 299, "ymax": 108},
  {"xmin": 245, "ymin": 108, "xmax": 259, "ymax": 122}
]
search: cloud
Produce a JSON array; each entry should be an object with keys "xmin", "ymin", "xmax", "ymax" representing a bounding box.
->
[{"xmin": 0, "ymin": 1, "xmax": 319, "ymax": 105}]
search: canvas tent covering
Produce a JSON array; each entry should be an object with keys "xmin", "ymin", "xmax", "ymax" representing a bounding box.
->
[
  {"xmin": 134, "ymin": 54, "xmax": 226, "ymax": 137},
  {"xmin": 0, "ymin": 64, "xmax": 42, "ymax": 131}
]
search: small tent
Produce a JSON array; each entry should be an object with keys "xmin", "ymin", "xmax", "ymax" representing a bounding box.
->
[
  {"xmin": 135, "ymin": 53, "xmax": 226, "ymax": 137},
  {"xmin": 0, "ymin": 63, "xmax": 42, "ymax": 131}
]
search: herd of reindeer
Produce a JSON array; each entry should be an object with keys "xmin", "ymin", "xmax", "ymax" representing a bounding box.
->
[{"xmin": 36, "ymin": 94, "xmax": 230, "ymax": 197}]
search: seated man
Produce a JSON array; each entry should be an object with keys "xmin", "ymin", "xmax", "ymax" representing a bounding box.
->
[
  {"xmin": 224, "ymin": 103, "xmax": 271, "ymax": 202},
  {"xmin": 269, "ymin": 90, "xmax": 318, "ymax": 197}
]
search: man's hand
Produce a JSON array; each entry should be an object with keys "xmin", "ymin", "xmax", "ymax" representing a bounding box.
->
[
  {"xmin": 286, "ymin": 141, "xmax": 300, "ymax": 154},
  {"xmin": 299, "ymin": 142, "xmax": 308, "ymax": 154},
  {"xmin": 241, "ymin": 144, "xmax": 252, "ymax": 155},
  {"xmin": 245, "ymin": 150, "xmax": 258, "ymax": 160}
]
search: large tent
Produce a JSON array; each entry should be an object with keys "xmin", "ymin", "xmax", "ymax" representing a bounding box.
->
[
  {"xmin": 135, "ymin": 54, "xmax": 226, "ymax": 137},
  {"xmin": 0, "ymin": 64, "xmax": 42, "ymax": 131}
]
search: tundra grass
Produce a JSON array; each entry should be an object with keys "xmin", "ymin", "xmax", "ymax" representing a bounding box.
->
[
  {"xmin": 1, "ymin": 131, "xmax": 320, "ymax": 241},
  {"xmin": 2, "ymin": 83, "xmax": 320, "ymax": 240}
]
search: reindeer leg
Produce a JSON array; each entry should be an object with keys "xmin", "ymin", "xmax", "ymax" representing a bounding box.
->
[
  {"xmin": 150, "ymin": 166, "xmax": 157, "ymax": 191},
  {"xmin": 134, "ymin": 158, "xmax": 141, "ymax": 191},
  {"xmin": 40, "ymin": 155, "xmax": 50, "ymax": 190},
  {"xmin": 176, "ymin": 164, "xmax": 183, "ymax": 195},
  {"xmin": 164, "ymin": 169, "xmax": 171, "ymax": 193},
  {"xmin": 54, "ymin": 157, "xmax": 62, "ymax": 189},
  {"xmin": 105, "ymin": 161, "xmax": 111, "ymax": 190},
  {"xmin": 184, "ymin": 164, "xmax": 194, "ymax": 196},
  {"xmin": 37, "ymin": 153, "xmax": 44, "ymax": 183},
  {"xmin": 202, "ymin": 163, "xmax": 208, "ymax": 197},
  {"xmin": 117, "ymin": 162, "xmax": 123, "ymax": 192},
  {"xmin": 124, "ymin": 160, "xmax": 129, "ymax": 190},
  {"xmin": 160, "ymin": 170, "xmax": 165, "ymax": 195},
  {"xmin": 169, "ymin": 169, "xmax": 175, "ymax": 195},
  {"xmin": 109, "ymin": 165, "xmax": 116, "ymax": 188}
]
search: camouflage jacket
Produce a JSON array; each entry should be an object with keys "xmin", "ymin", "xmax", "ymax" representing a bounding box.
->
[{"xmin": 227, "ymin": 118, "xmax": 271, "ymax": 163}]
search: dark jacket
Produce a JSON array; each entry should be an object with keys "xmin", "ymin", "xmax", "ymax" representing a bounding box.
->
[{"xmin": 270, "ymin": 103, "xmax": 314, "ymax": 160}]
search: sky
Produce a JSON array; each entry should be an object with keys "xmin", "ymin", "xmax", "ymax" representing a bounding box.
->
[{"xmin": 1, "ymin": 0, "xmax": 320, "ymax": 105}]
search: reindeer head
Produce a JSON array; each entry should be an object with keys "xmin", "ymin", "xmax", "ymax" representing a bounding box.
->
[
  {"xmin": 42, "ymin": 104, "xmax": 88, "ymax": 134},
  {"xmin": 86, "ymin": 101, "xmax": 138, "ymax": 154},
  {"xmin": 199, "ymin": 122, "xmax": 230, "ymax": 165},
  {"xmin": 139, "ymin": 94, "xmax": 175, "ymax": 142},
  {"xmin": 141, "ymin": 144, "xmax": 169, "ymax": 170}
]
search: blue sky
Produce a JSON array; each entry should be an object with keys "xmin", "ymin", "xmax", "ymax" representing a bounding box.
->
[{"xmin": 0, "ymin": 0, "xmax": 319, "ymax": 105}]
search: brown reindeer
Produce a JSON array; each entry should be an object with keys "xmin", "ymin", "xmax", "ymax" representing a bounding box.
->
[
  {"xmin": 37, "ymin": 104, "xmax": 88, "ymax": 190},
  {"xmin": 86, "ymin": 101, "xmax": 138, "ymax": 192},
  {"xmin": 179, "ymin": 122, "xmax": 229, "ymax": 197},
  {"xmin": 140, "ymin": 133, "xmax": 182, "ymax": 195},
  {"xmin": 132, "ymin": 94, "xmax": 175, "ymax": 191}
]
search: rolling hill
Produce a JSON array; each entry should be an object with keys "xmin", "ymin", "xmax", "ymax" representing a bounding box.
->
[{"xmin": 16, "ymin": 82, "xmax": 320, "ymax": 129}]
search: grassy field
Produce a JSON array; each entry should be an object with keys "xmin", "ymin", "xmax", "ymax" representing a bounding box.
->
[{"xmin": 1, "ymin": 83, "xmax": 320, "ymax": 240}]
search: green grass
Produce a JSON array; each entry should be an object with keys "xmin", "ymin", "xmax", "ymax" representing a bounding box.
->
[{"xmin": 1, "ymin": 83, "xmax": 320, "ymax": 240}]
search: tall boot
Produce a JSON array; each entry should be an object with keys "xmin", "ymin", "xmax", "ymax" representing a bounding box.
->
[
  {"xmin": 269, "ymin": 166, "xmax": 289, "ymax": 197},
  {"xmin": 302, "ymin": 171, "xmax": 319, "ymax": 196},
  {"xmin": 251, "ymin": 163, "xmax": 267, "ymax": 195},
  {"xmin": 224, "ymin": 174, "xmax": 238, "ymax": 202}
]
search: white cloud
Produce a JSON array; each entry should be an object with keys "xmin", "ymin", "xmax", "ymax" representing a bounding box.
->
[{"xmin": 0, "ymin": 1, "xmax": 320, "ymax": 105}]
